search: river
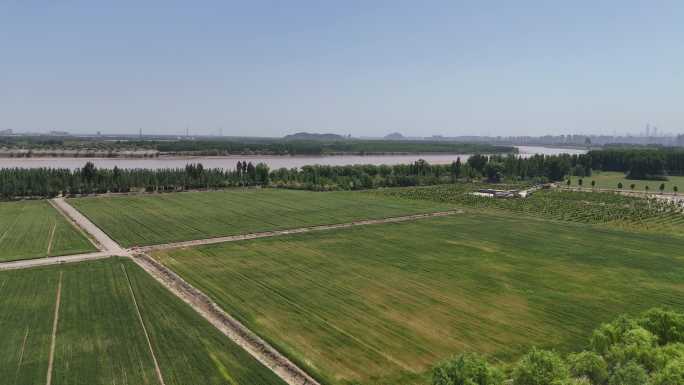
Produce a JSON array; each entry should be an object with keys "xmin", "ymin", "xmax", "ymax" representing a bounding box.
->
[{"xmin": 0, "ymin": 146, "xmax": 586, "ymax": 170}]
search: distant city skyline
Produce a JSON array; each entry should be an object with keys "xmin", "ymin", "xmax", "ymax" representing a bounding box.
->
[{"xmin": 1, "ymin": 1, "xmax": 683, "ymax": 137}]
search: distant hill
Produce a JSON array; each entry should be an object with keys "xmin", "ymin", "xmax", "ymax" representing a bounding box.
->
[
  {"xmin": 283, "ymin": 132, "xmax": 346, "ymax": 141},
  {"xmin": 384, "ymin": 132, "xmax": 405, "ymax": 140}
]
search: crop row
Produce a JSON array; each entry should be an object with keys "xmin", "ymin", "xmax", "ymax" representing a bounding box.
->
[{"xmin": 376, "ymin": 184, "xmax": 684, "ymax": 234}]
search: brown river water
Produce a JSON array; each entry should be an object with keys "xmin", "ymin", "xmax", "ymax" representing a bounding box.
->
[{"xmin": 0, "ymin": 146, "xmax": 586, "ymax": 170}]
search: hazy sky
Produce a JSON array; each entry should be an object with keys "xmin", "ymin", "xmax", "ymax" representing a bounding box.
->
[{"xmin": 1, "ymin": 1, "xmax": 682, "ymax": 137}]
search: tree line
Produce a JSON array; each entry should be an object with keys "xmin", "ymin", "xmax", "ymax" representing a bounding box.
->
[
  {"xmin": 155, "ymin": 139, "xmax": 516, "ymax": 156},
  {"xmin": 1, "ymin": 135, "xmax": 516, "ymax": 156},
  {"xmin": 433, "ymin": 308, "xmax": 684, "ymax": 385},
  {"xmin": 588, "ymin": 148, "xmax": 684, "ymax": 180},
  {"xmin": 0, "ymin": 153, "xmax": 590, "ymax": 199}
]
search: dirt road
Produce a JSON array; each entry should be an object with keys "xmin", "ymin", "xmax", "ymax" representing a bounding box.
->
[
  {"xmin": 0, "ymin": 251, "xmax": 113, "ymax": 271},
  {"xmin": 135, "ymin": 209, "xmax": 462, "ymax": 252},
  {"xmin": 50, "ymin": 197, "xmax": 129, "ymax": 255}
]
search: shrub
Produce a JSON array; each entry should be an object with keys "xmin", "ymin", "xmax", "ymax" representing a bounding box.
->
[
  {"xmin": 513, "ymin": 348, "xmax": 569, "ymax": 385},
  {"xmin": 432, "ymin": 353, "xmax": 504, "ymax": 385},
  {"xmin": 608, "ymin": 362, "xmax": 649, "ymax": 385},
  {"xmin": 566, "ymin": 351, "xmax": 608, "ymax": 385}
]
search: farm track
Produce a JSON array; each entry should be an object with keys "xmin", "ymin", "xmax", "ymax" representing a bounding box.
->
[
  {"xmin": 134, "ymin": 209, "xmax": 463, "ymax": 252},
  {"xmin": 50, "ymin": 198, "xmax": 128, "ymax": 255}
]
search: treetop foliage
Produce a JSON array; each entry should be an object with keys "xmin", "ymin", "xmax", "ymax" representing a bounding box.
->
[{"xmin": 432, "ymin": 308, "xmax": 684, "ymax": 385}]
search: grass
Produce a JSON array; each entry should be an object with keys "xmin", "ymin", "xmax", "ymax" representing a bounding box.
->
[
  {"xmin": 69, "ymin": 189, "xmax": 452, "ymax": 247},
  {"xmin": 153, "ymin": 212, "xmax": 684, "ymax": 385},
  {"xmin": 0, "ymin": 258, "xmax": 287, "ymax": 385},
  {"xmin": 0, "ymin": 200, "xmax": 95, "ymax": 262},
  {"xmin": 567, "ymin": 171, "xmax": 684, "ymax": 192}
]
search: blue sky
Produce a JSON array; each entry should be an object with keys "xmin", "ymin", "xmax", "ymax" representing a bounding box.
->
[{"xmin": 1, "ymin": 1, "xmax": 682, "ymax": 137}]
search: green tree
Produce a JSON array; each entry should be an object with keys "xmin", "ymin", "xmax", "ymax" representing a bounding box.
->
[
  {"xmin": 82, "ymin": 161, "xmax": 96, "ymax": 182},
  {"xmin": 567, "ymin": 179, "xmax": 571, "ymax": 187},
  {"xmin": 566, "ymin": 351, "xmax": 608, "ymax": 385},
  {"xmin": 432, "ymin": 353, "xmax": 504, "ymax": 385},
  {"xmin": 674, "ymin": 186, "xmax": 678, "ymax": 194},
  {"xmin": 630, "ymin": 184, "xmax": 636, "ymax": 190},
  {"xmin": 255, "ymin": 163, "xmax": 270, "ymax": 185},
  {"xmin": 467, "ymin": 154, "xmax": 488, "ymax": 174},
  {"xmin": 617, "ymin": 182, "xmax": 623, "ymax": 189},
  {"xmin": 484, "ymin": 162, "xmax": 505, "ymax": 183},
  {"xmin": 579, "ymin": 179, "xmax": 583, "ymax": 187},
  {"xmin": 451, "ymin": 158, "xmax": 462, "ymax": 180},
  {"xmin": 659, "ymin": 183, "xmax": 666, "ymax": 193},
  {"xmin": 608, "ymin": 362, "xmax": 649, "ymax": 385},
  {"xmin": 652, "ymin": 358, "xmax": 684, "ymax": 385},
  {"xmin": 513, "ymin": 349, "xmax": 569, "ymax": 385},
  {"xmin": 638, "ymin": 308, "xmax": 684, "ymax": 345},
  {"xmin": 591, "ymin": 180, "xmax": 596, "ymax": 189}
]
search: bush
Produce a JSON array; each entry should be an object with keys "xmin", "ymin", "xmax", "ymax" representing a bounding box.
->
[
  {"xmin": 608, "ymin": 362, "xmax": 649, "ymax": 385},
  {"xmin": 652, "ymin": 358, "xmax": 684, "ymax": 385},
  {"xmin": 566, "ymin": 351, "xmax": 608, "ymax": 385},
  {"xmin": 432, "ymin": 353, "xmax": 504, "ymax": 385},
  {"xmin": 513, "ymin": 348, "xmax": 569, "ymax": 385}
]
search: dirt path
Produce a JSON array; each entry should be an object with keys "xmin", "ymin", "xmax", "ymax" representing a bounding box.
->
[
  {"xmin": 50, "ymin": 198, "xmax": 128, "ymax": 255},
  {"xmin": 121, "ymin": 265, "xmax": 166, "ymax": 385},
  {"xmin": 46, "ymin": 271, "xmax": 63, "ymax": 385},
  {"xmin": 0, "ymin": 251, "xmax": 113, "ymax": 271},
  {"xmin": 132, "ymin": 254, "xmax": 320, "ymax": 385},
  {"xmin": 135, "ymin": 209, "xmax": 462, "ymax": 252}
]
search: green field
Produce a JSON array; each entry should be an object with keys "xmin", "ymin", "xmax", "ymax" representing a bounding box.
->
[
  {"xmin": 70, "ymin": 189, "xmax": 451, "ymax": 247},
  {"xmin": 0, "ymin": 267, "xmax": 58, "ymax": 384},
  {"xmin": 153, "ymin": 213, "xmax": 684, "ymax": 385},
  {"xmin": 0, "ymin": 200, "xmax": 95, "ymax": 262},
  {"xmin": 567, "ymin": 171, "xmax": 684, "ymax": 192},
  {"xmin": 0, "ymin": 258, "xmax": 286, "ymax": 385}
]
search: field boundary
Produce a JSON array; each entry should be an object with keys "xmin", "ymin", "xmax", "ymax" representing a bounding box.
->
[
  {"xmin": 132, "ymin": 253, "xmax": 321, "ymax": 385},
  {"xmin": 46, "ymin": 222, "xmax": 56, "ymax": 256},
  {"xmin": 134, "ymin": 209, "xmax": 463, "ymax": 252},
  {"xmin": 121, "ymin": 264, "xmax": 166, "ymax": 385},
  {"xmin": 46, "ymin": 271, "xmax": 62, "ymax": 385}
]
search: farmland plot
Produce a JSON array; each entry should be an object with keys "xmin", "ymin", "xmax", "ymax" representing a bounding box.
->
[
  {"xmin": 126, "ymin": 261, "xmax": 288, "ymax": 385},
  {"xmin": 52, "ymin": 259, "xmax": 160, "ymax": 385},
  {"xmin": 154, "ymin": 212, "xmax": 684, "ymax": 385},
  {"xmin": 70, "ymin": 189, "xmax": 451, "ymax": 247},
  {"xmin": 0, "ymin": 259, "xmax": 287, "ymax": 385},
  {"xmin": 0, "ymin": 200, "xmax": 95, "ymax": 262},
  {"xmin": 0, "ymin": 267, "xmax": 59, "ymax": 385}
]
